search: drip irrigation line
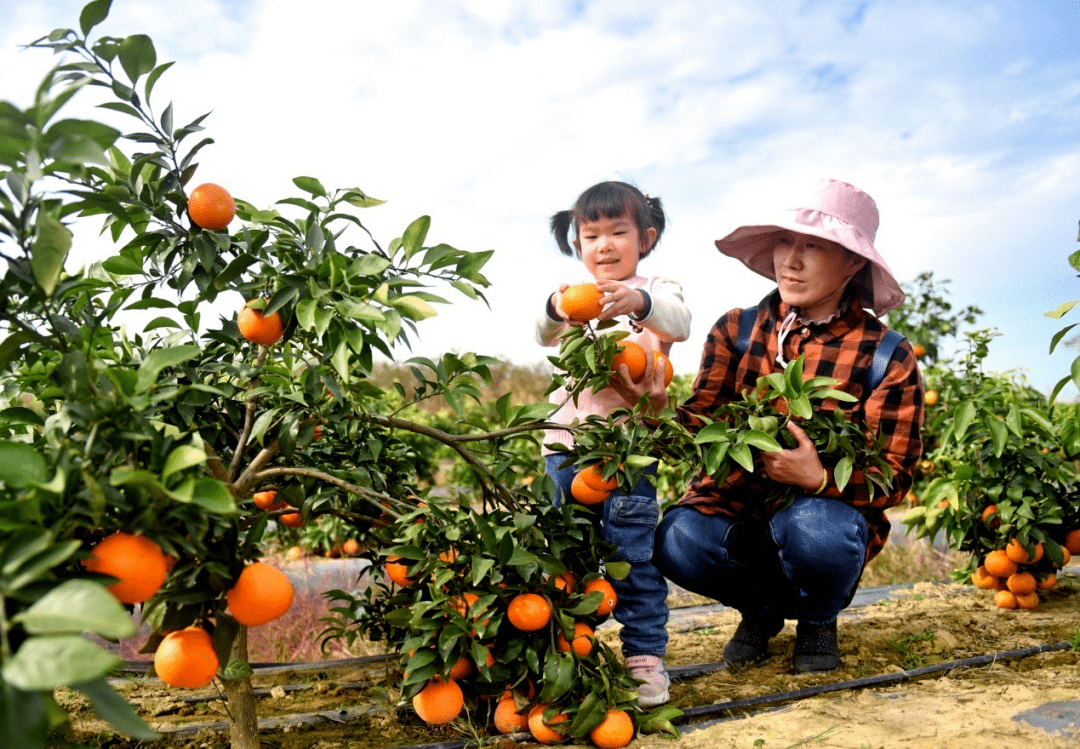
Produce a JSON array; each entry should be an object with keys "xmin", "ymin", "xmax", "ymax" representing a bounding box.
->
[
  {"xmin": 678, "ymin": 640, "xmax": 1074, "ymax": 723},
  {"xmin": 155, "ymin": 640, "xmax": 1076, "ymax": 747}
]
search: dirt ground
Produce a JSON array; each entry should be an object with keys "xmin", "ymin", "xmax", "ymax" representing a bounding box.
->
[{"xmin": 61, "ymin": 569, "xmax": 1080, "ymax": 749}]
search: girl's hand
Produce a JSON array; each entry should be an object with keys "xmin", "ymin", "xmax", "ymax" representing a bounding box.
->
[
  {"xmin": 759, "ymin": 421, "xmax": 825, "ymax": 492},
  {"xmin": 597, "ymin": 281, "xmax": 647, "ymax": 321},
  {"xmin": 607, "ymin": 349, "xmax": 668, "ymax": 415}
]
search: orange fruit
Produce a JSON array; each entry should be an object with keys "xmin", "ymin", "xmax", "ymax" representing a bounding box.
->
[
  {"xmin": 653, "ymin": 350, "xmax": 674, "ymax": 387},
  {"xmin": 385, "ymin": 556, "xmax": 412, "ymax": 587},
  {"xmin": 971, "ymin": 566, "xmax": 999, "ymax": 590},
  {"xmin": 553, "ymin": 571, "xmax": 576, "ymax": 593},
  {"xmin": 154, "ymin": 625, "xmax": 219, "ymax": 688},
  {"xmin": 583, "ymin": 578, "xmax": 617, "ymax": 616},
  {"xmin": 439, "ymin": 548, "xmax": 459, "ymax": 564},
  {"xmin": 447, "ymin": 656, "xmax": 473, "ymax": 681},
  {"xmin": 590, "ymin": 709, "xmax": 634, "ymax": 749},
  {"xmin": 84, "ymin": 532, "xmax": 168, "ymax": 604},
  {"xmin": 313, "ymin": 425, "xmax": 323, "ymax": 441},
  {"xmin": 983, "ymin": 549, "xmax": 1018, "ymax": 579},
  {"xmin": 451, "ymin": 592, "xmax": 481, "ymax": 619},
  {"xmin": 994, "ymin": 590, "xmax": 1017, "ymax": 609},
  {"xmin": 924, "ymin": 389, "xmax": 938, "ymax": 406},
  {"xmin": 285, "ymin": 545, "xmax": 304, "ymax": 561},
  {"xmin": 226, "ymin": 562, "xmax": 294, "ymax": 627},
  {"xmin": 187, "ymin": 182, "xmax": 235, "ymax": 230},
  {"xmin": 555, "ymin": 622, "xmax": 595, "ymax": 657},
  {"xmin": 570, "ymin": 471, "xmax": 610, "ymax": 506},
  {"xmin": 279, "ymin": 512, "xmax": 303, "ymax": 528},
  {"xmin": 237, "ymin": 301, "xmax": 284, "ymax": 346},
  {"xmin": 913, "ymin": 343, "xmax": 926, "ymax": 358},
  {"xmin": 1055, "ymin": 547, "xmax": 1072, "ymax": 568},
  {"xmin": 1064, "ymin": 529, "xmax": 1080, "ymax": 555},
  {"xmin": 1006, "ymin": 571, "xmax": 1036, "ymax": 595},
  {"xmin": 253, "ymin": 489, "xmax": 285, "ymax": 511},
  {"xmin": 507, "ymin": 593, "xmax": 551, "ymax": 632},
  {"xmin": 981, "ymin": 505, "xmax": 1000, "ymax": 529},
  {"xmin": 560, "ymin": 283, "xmax": 603, "ymax": 321},
  {"xmin": 528, "ymin": 703, "xmax": 569, "ymax": 745},
  {"xmin": 579, "ymin": 464, "xmax": 618, "ymax": 492},
  {"xmin": 412, "ymin": 676, "xmax": 464, "ymax": 725},
  {"xmin": 342, "ymin": 538, "xmax": 360, "ymax": 556},
  {"xmin": 1015, "ymin": 591, "xmax": 1040, "ymax": 610},
  {"xmin": 1005, "ymin": 538, "xmax": 1042, "ymax": 565},
  {"xmin": 494, "ymin": 695, "xmax": 529, "ymax": 734},
  {"xmin": 1038, "ymin": 573, "xmax": 1057, "ymax": 590},
  {"xmin": 611, "ymin": 341, "xmax": 647, "ymax": 382}
]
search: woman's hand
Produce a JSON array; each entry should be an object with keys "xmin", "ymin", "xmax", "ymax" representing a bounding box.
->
[
  {"xmin": 759, "ymin": 421, "xmax": 825, "ymax": 492},
  {"xmin": 597, "ymin": 281, "xmax": 647, "ymax": 321}
]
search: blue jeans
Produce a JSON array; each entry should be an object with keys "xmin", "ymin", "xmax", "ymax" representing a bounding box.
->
[
  {"xmin": 654, "ymin": 496, "xmax": 868, "ymax": 627},
  {"xmin": 544, "ymin": 454, "xmax": 668, "ymax": 658}
]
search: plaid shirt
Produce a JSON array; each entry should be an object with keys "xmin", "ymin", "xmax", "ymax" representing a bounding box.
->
[{"xmin": 676, "ymin": 290, "xmax": 924, "ymax": 562}]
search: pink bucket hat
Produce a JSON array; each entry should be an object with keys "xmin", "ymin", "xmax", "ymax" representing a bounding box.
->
[{"xmin": 714, "ymin": 179, "xmax": 904, "ymax": 315}]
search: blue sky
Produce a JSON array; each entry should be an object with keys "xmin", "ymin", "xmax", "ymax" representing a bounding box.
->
[{"xmin": 3, "ymin": 0, "xmax": 1080, "ymax": 396}]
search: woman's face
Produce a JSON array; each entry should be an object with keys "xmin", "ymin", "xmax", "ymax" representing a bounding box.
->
[{"xmin": 772, "ymin": 230, "xmax": 866, "ymax": 320}]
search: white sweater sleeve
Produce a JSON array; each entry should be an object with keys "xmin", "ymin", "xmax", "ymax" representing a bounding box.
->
[
  {"xmin": 637, "ymin": 277, "xmax": 692, "ymax": 343},
  {"xmin": 535, "ymin": 294, "xmax": 569, "ymax": 347}
]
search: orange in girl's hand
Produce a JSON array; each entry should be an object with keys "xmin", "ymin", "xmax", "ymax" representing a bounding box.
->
[{"xmin": 560, "ymin": 283, "xmax": 603, "ymax": 321}]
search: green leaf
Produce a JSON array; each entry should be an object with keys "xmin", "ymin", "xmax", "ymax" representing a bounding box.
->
[
  {"xmin": 987, "ymin": 416, "xmax": 1007, "ymax": 457},
  {"xmin": 391, "ymin": 295, "xmax": 437, "ymax": 321},
  {"xmin": 118, "ymin": 34, "xmax": 156, "ymax": 83},
  {"xmin": 741, "ymin": 430, "xmax": 782, "ymax": 452},
  {"xmin": 31, "ymin": 214, "xmax": 71, "ymax": 296},
  {"xmin": 833, "ymin": 455, "xmax": 853, "ymax": 492},
  {"xmin": 0, "ymin": 441, "xmax": 47, "ymax": 488},
  {"xmin": 3, "ymin": 635, "xmax": 123, "ymax": 690},
  {"xmin": 80, "ymin": 0, "xmax": 112, "ymax": 36},
  {"xmin": 191, "ymin": 479, "xmax": 236, "ymax": 514},
  {"xmin": 72, "ymin": 678, "xmax": 158, "ymax": 740},
  {"xmin": 293, "ymin": 176, "xmax": 327, "ymax": 197},
  {"xmin": 1044, "ymin": 300, "xmax": 1079, "ymax": 320},
  {"xmin": 161, "ymin": 443, "xmax": 206, "ymax": 482},
  {"xmin": 789, "ymin": 394, "xmax": 813, "ymax": 420},
  {"xmin": 538, "ymin": 652, "xmax": 574, "ymax": 704},
  {"xmin": 14, "ymin": 580, "xmax": 135, "ymax": 639},
  {"xmin": 694, "ymin": 422, "xmax": 730, "ymax": 444},
  {"xmin": 135, "ymin": 345, "xmax": 200, "ymax": 393},
  {"xmin": 729, "ymin": 443, "xmax": 754, "ymax": 472},
  {"xmin": 1049, "ymin": 323, "xmax": 1078, "ymax": 354},
  {"xmin": 1005, "ymin": 404, "xmax": 1023, "ymax": 438},
  {"xmin": 815, "ymin": 388, "xmax": 858, "ymax": 403},
  {"xmin": 953, "ymin": 401, "xmax": 976, "ymax": 442},
  {"xmin": 401, "ymin": 215, "xmax": 431, "ymax": 258}
]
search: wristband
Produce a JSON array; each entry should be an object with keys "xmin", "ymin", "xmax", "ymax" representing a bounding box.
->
[{"xmin": 813, "ymin": 468, "xmax": 829, "ymax": 495}]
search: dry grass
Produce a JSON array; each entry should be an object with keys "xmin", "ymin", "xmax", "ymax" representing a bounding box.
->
[{"xmin": 861, "ymin": 538, "xmax": 968, "ymax": 588}]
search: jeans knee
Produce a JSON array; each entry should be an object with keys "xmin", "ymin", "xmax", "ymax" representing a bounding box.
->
[{"xmin": 771, "ymin": 497, "xmax": 868, "ymax": 578}]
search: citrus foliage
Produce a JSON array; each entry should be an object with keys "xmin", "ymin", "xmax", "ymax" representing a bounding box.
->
[
  {"xmin": 1044, "ymin": 234, "xmax": 1080, "ymax": 403},
  {"xmin": 885, "ymin": 271, "xmax": 983, "ymax": 366}
]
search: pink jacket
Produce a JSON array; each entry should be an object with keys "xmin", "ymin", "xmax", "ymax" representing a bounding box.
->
[{"xmin": 535, "ymin": 275, "xmax": 691, "ymax": 453}]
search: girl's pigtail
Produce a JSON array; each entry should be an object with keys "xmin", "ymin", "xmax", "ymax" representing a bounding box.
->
[
  {"xmin": 644, "ymin": 194, "xmax": 667, "ymax": 252},
  {"xmin": 549, "ymin": 209, "xmax": 577, "ymax": 257}
]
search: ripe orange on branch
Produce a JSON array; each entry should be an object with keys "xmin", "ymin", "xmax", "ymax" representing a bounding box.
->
[
  {"xmin": 507, "ymin": 593, "xmax": 551, "ymax": 631},
  {"xmin": 385, "ymin": 556, "xmax": 412, "ymax": 587},
  {"xmin": 983, "ymin": 549, "xmax": 1017, "ymax": 579},
  {"xmin": 237, "ymin": 300, "xmax": 284, "ymax": 345},
  {"xmin": 1006, "ymin": 571, "xmax": 1036, "ymax": 596},
  {"xmin": 253, "ymin": 489, "xmax": 285, "ymax": 511},
  {"xmin": 560, "ymin": 283, "xmax": 603, "ymax": 321},
  {"xmin": 84, "ymin": 532, "xmax": 168, "ymax": 604},
  {"xmin": 412, "ymin": 676, "xmax": 464, "ymax": 725},
  {"xmin": 579, "ymin": 464, "xmax": 618, "ymax": 492},
  {"xmin": 494, "ymin": 694, "xmax": 529, "ymax": 734},
  {"xmin": 1064, "ymin": 529, "xmax": 1080, "ymax": 555},
  {"xmin": 154, "ymin": 626, "xmax": 220, "ymax": 688},
  {"xmin": 528, "ymin": 703, "xmax": 570, "ymax": 745},
  {"xmin": 555, "ymin": 621, "xmax": 595, "ymax": 657},
  {"xmin": 279, "ymin": 512, "xmax": 303, "ymax": 528},
  {"xmin": 571, "ymin": 471, "xmax": 610, "ymax": 505},
  {"xmin": 924, "ymin": 389, "xmax": 938, "ymax": 406},
  {"xmin": 583, "ymin": 578, "xmax": 617, "ymax": 616},
  {"xmin": 187, "ymin": 182, "xmax": 235, "ymax": 230},
  {"xmin": 226, "ymin": 562, "xmax": 294, "ymax": 627},
  {"xmin": 590, "ymin": 709, "xmax": 635, "ymax": 749},
  {"xmin": 1005, "ymin": 538, "xmax": 1043, "ymax": 565},
  {"xmin": 611, "ymin": 341, "xmax": 646, "ymax": 382}
]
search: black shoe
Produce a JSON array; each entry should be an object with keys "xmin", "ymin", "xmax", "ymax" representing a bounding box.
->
[
  {"xmin": 723, "ymin": 614, "xmax": 784, "ymax": 668},
  {"xmin": 792, "ymin": 620, "xmax": 840, "ymax": 672}
]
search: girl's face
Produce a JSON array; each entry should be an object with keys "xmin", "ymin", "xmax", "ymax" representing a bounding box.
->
[
  {"xmin": 772, "ymin": 230, "xmax": 866, "ymax": 320},
  {"xmin": 574, "ymin": 212, "xmax": 656, "ymax": 282}
]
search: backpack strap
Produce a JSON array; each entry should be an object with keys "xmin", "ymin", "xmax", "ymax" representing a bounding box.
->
[
  {"xmin": 735, "ymin": 306, "xmax": 757, "ymax": 356},
  {"xmin": 867, "ymin": 329, "xmax": 904, "ymax": 392}
]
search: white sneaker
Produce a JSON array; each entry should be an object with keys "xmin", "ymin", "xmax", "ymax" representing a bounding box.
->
[{"xmin": 626, "ymin": 654, "xmax": 670, "ymax": 707}]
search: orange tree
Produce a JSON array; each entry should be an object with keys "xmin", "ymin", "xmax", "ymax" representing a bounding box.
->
[
  {"xmin": 901, "ymin": 329, "xmax": 1080, "ymax": 600},
  {"xmin": 0, "ymin": 3, "xmax": 495, "ymax": 747},
  {"xmin": 885, "ymin": 270, "xmax": 983, "ymax": 367}
]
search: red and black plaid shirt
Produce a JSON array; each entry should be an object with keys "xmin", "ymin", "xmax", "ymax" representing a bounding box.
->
[{"xmin": 676, "ymin": 290, "xmax": 924, "ymax": 562}]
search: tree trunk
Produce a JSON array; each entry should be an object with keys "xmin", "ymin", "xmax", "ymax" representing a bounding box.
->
[{"xmin": 222, "ymin": 626, "xmax": 260, "ymax": 749}]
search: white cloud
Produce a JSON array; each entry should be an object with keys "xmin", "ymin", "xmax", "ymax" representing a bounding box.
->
[{"xmin": 3, "ymin": 0, "xmax": 1080, "ymax": 393}]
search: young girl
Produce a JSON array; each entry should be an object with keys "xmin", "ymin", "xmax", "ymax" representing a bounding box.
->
[{"xmin": 535, "ymin": 180, "xmax": 691, "ymax": 708}]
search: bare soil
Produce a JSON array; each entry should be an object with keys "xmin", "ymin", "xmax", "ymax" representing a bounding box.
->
[{"xmin": 60, "ymin": 570, "xmax": 1080, "ymax": 749}]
